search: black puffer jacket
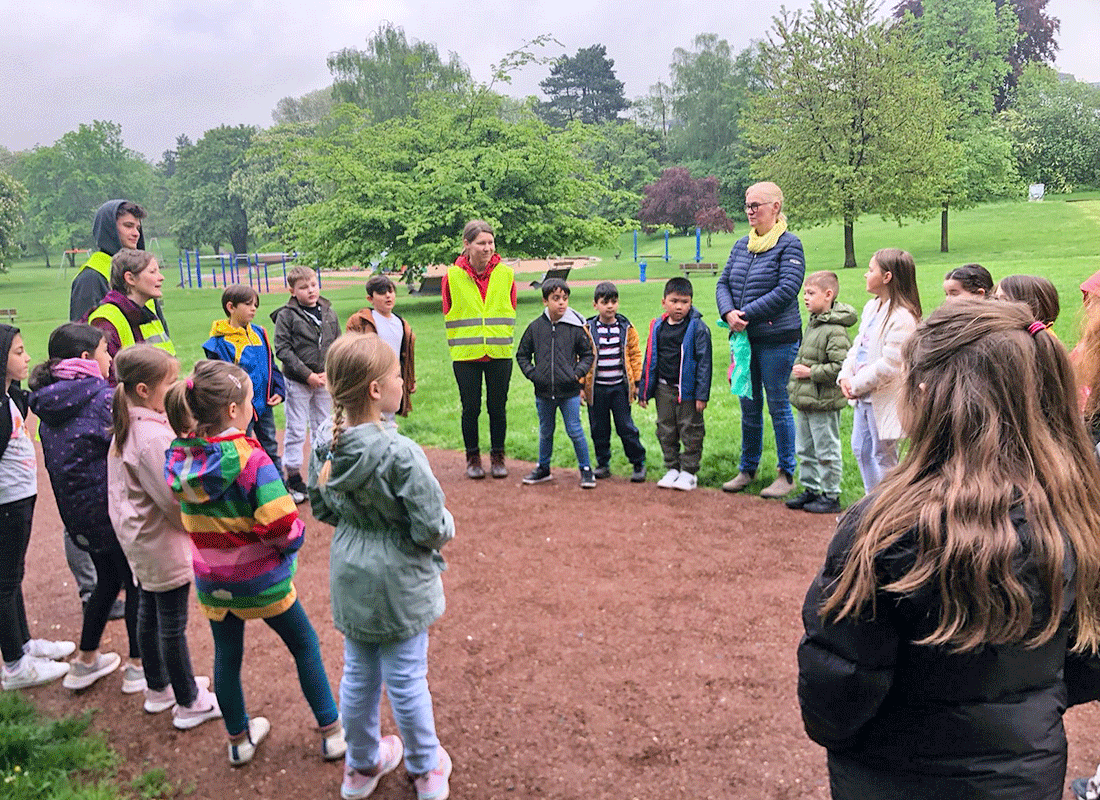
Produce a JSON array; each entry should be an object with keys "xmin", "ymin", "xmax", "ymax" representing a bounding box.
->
[
  {"xmin": 515, "ymin": 308, "xmax": 594, "ymax": 400},
  {"xmin": 798, "ymin": 498, "xmax": 1100, "ymax": 800}
]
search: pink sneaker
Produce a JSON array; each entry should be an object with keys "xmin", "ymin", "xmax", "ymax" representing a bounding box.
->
[
  {"xmin": 172, "ymin": 686, "xmax": 222, "ymax": 730},
  {"xmin": 341, "ymin": 735, "xmax": 403, "ymax": 799},
  {"xmin": 414, "ymin": 746, "xmax": 452, "ymax": 800}
]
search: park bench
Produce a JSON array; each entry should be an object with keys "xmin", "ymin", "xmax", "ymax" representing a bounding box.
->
[
  {"xmin": 409, "ymin": 275, "xmax": 443, "ymax": 296},
  {"xmin": 530, "ymin": 261, "xmax": 573, "ymax": 289},
  {"xmin": 679, "ymin": 263, "xmax": 720, "ymax": 276},
  {"xmin": 0, "ymin": 309, "xmax": 16, "ymax": 323}
]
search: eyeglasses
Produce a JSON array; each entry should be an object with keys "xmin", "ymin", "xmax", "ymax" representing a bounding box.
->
[{"xmin": 744, "ymin": 202, "xmax": 772, "ymax": 213}]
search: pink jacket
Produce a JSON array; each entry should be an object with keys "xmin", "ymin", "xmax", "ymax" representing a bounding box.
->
[{"xmin": 107, "ymin": 406, "xmax": 193, "ymax": 592}]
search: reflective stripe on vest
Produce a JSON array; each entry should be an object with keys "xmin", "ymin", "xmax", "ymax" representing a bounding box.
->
[
  {"xmin": 444, "ymin": 264, "xmax": 516, "ymax": 360},
  {"xmin": 88, "ymin": 302, "xmax": 176, "ymax": 355}
]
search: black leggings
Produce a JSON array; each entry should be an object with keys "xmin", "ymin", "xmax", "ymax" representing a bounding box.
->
[
  {"xmin": 0, "ymin": 496, "xmax": 34, "ymax": 663},
  {"xmin": 453, "ymin": 358, "xmax": 512, "ymax": 454},
  {"xmin": 80, "ymin": 541, "xmax": 139, "ymax": 657}
]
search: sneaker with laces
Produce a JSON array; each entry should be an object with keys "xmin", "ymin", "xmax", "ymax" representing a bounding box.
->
[
  {"xmin": 173, "ymin": 686, "xmax": 222, "ymax": 730},
  {"xmin": 672, "ymin": 471, "xmax": 697, "ymax": 491},
  {"xmin": 144, "ymin": 675, "xmax": 211, "ymax": 713},
  {"xmin": 341, "ymin": 735, "xmax": 404, "ymax": 799},
  {"xmin": 656, "ymin": 468, "xmax": 680, "ymax": 488},
  {"xmin": 579, "ymin": 467, "xmax": 596, "ymax": 489},
  {"xmin": 2, "ymin": 655, "xmax": 70, "ymax": 690},
  {"xmin": 785, "ymin": 489, "xmax": 820, "ymax": 510},
  {"xmin": 414, "ymin": 746, "xmax": 452, "ymax": 800},
  {"xmin": 593, "ymin": 465, "xmax": 612, "ymax": 479},
  {"xmin": 63, "ymin": 652, "xmax": 121, "ymax": 690},
  {"xmin": 228, "ymin": 716, "xmax": 270, "ymax": 766},
  {"xmin": 321, "ymin": 721, "xmax": 347, "ymax": 760},
  {"xmin": 630, "ymin": 464, "xmax": 647, "ymax": 483},
  {"xmin": 522, "ymin": 465, "xmax": 552, "ymax": 484},
  {"xmin": 121, "ymin": 664, "xmax": 146, "ymax": 693},
  {"xmin": 804, "ymin": 495, "xmax": 843, "ymax": 514},
  {"xmin": 23, "ymin": 638, "xmax": 76, "ymax": 661}
]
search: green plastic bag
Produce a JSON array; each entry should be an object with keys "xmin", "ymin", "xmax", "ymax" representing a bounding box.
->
[{"xmin": 718, "ymin": 320, "xmax": 753, "ymax": 400}]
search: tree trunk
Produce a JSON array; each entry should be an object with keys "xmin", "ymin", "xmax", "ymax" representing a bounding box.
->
[
  {"xmin": 230, "ymin": 227, "xmax": 248, "ymax": 256},
  {"xmin": 41, "ymin": 244, "xmax": 51, "ymax": 270},
  {"xmin": 940, "ymin": 202, "xmax": 949, "ymax": 253},
  {"xmin": 843, "ymin": 215, "xmax": 856, "ymax": 269}
]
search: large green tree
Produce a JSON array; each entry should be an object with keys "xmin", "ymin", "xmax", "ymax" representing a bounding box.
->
[
  {"xmin": 272, "ymin": 87, "xmax": 335, "ymax": 125},
  {"xmin": 571, "ymin": 120, "xmax": 664, "ymax": 224},
  {"xmin": 536, "ymin": 44, "xmax": 629, "ymax": 126},
  {"xmin": 167, "ymin": 125, "xmax": 256, "ymax": 254},
  {"xmin": 746, "ymin": 0, "xmax": 953, "ymax": 268},
  {"xmin": 327, "ymin": 24, "xmax": 470, "ymax": 123},
  {"xmin": 231, "ymin": 124, "xmax": 323, "ymax": 244},
  {"xmin": 0, "ymin": 171, "xmax": 26, "ymax": 273},
  {"xmin": 11, "ymin": 120, "xmax": 151, "ymax": 267}
]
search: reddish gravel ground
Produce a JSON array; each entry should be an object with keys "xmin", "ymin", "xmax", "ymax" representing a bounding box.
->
[{"xmin": 18, "ymin": 445, "xmax": 1100, "ymax": 799}]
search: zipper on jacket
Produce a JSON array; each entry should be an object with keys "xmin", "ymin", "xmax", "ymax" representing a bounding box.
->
[{"xmin": 550, "ymin": 319, "xmax": 557, "ymax": 400}]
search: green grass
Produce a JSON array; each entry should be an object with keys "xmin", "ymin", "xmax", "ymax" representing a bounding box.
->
[{"xmin": 3, "ymin": 192, "xmax": 1098, "ymax": 504}]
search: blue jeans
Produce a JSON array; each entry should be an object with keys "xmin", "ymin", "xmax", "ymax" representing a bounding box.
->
[
  {"xmin": 138, "ymin": 583, "xmax": 198, "ymax": 707},
  {"xmin": 341, "ymin": 632, "xmax": 441, "ymax": 776},
  {"xmin": 248, "ymin": 406, "xmax": 282, "ymax": 476},
  {"xmin": 535, "ymin": 395, "xmax": 590, "ymax": 470},
  {"xmin": 739, "ymin": 340, "xmax": 799, "ymax": 475},
  {"xmin": 208, "ymin": 599, "xmax": 338, "ymax": 737}
]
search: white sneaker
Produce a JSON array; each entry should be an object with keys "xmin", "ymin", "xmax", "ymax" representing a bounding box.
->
[
  {"xmin": 228, "ymin": 716, "xmax": 270, "ymax": 766},
  {"xmin": 24, "ymin": 639, "xmax": 77, "ymax": 661},
  {"xmin": 63, "ymin": 652, "xmax": 121, "ymax": 690},
  {"xmin": 2, "ymin": 655, "xmax": 70, "ymax": 690},
  {"xmin": 144, "ymin": 675, "xmax": 210, "ymax": 713},
  {"xmin": 173, "ymin": 686, "xmax": 222, "ymax": 730},
  {"xmin": 657, "ymin": 469, "xmax": 681, "ymax": 488},
  {"xmin": 321, "ymin": 721, "xmax": 347, "ymax": 760},
  {"xmin": 672, "ymin": 471, "xmax": 697, "ymax": 491}
]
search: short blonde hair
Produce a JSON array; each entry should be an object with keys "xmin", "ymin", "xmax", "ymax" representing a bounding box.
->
[
  {"xmin": 805, "ymin": 271, "xmax": 839, "ymax": 297},
  {"xmin": 286, "ymin": 265, "xmax": 316, "ymax": 289},
  {"xmin": 747, "ymin": 181, "xmax": 784, "ymax": 211}
]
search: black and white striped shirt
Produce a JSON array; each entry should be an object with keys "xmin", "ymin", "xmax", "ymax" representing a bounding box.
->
[{"xmin": 594, "ymin": 320, "xmax": 625, "ymax": 385}]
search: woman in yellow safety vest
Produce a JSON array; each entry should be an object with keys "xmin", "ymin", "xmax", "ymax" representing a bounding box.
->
[
  {"xmin": 88, "ymin": 249, "xmax": 175, "ymax": 367},
  {"xmin": 443, "ymin": 220, "xmax": 517, "ymax": 480}
]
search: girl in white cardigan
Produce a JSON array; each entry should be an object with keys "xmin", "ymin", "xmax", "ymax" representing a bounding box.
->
[{"xmin": 838, "ymin": 249, "xmax": 922, "ymax": 493}]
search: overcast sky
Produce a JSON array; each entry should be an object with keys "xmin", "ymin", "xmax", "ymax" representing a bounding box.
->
[{"xmin": 4, "ymin": 0, "xmax": 1098, "ymax": 160}]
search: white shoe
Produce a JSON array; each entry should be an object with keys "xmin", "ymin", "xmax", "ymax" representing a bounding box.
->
[
  {"xmin": 228, "ymin": 716, "xmax": 270, "ymax": 766},
  {"xmin": 657, "ymin": 469, "xmax": 681, "ymax": 488},
  {"xmin": 144, "ymin": 675, "xmax": 210, "ymax": 713},
  {"xmin": 23, "ymin": 638, "xmax": 77, "ymax": 661},
  {"xmin": 321, "ymin": 721, "xmax": 347, "ymax": 760},
  {"xmin": 2, "ymin": 654, "xmax": 70, "ymax": 690},
  {"xmin": 173, "ymin": 686, "xmax": 222, "ymax": 730},
  {"xmin": 62, "ymin": 652, "xmax": 121, "ymax": 690},
  {"xmin": 672, "ymin": 471, "xmax": 697, "ymax": 491}
]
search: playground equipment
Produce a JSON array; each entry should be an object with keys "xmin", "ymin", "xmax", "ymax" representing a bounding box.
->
[
  {"xmin": 177, "ymin": 251, "xmax": 304, "ymax": 293},
  {"xmin": 633, "ymin": 228, "xmax": 703, "ymax": 264}
]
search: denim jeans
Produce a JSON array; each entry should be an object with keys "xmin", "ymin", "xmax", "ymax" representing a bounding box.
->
[
  {"xmin": 0, "ymin": 496, "xmax": 34, "ymax": 664},
  {"xmin": 738, "ymin": 340, "xmax": 799, "ymax": 475},
  {"xmin": 341, "ymin": 632, "xmax": 441, "ymax": 776},
  {"xmin": 208, "ymin": 599, "xmax": 338, "ymax": 737},
  {"xmin": 535, "ymin": 394, "xmax": 591, "ymax": 470},
  {"xmin": 138, "ymin": 583, "xmax": 198, "ymax": 707},
  {"xmin": 452, "ymin": 359, "xmax": 512, "ymax": 455},
  {"xmin": 248, "ymin": 406, "xmax": 282, "ymax": 477},
  {"xmin": 82, "ymin": 542, "xmax": 139, "ymax": 658},
  {"xmin": 851, "ymin": 400, "xmax": 897, "ymax": 493},
  {"xmin": 796, "ymin": 409, "xmax": 843, "ymax": 498},
  {"xmin": 587, "ymin": 382, "xmax": 646, "ymax": 469}
]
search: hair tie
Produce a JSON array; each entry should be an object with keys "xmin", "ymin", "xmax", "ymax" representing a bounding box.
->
[
  {"xmin": 229, "ymin": 374, "xmax": 241, "ymax": 390},
  {"xmin": 1027, "ymin": 321, "xmax": 1046, "ymax": 337},
  {"xmin": 186, "ymin": 378, "xmax": 194, "ymax": 390}
]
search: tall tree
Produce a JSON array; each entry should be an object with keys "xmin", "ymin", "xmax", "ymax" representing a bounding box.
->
[
  {"xmin": 272, "ymin": 87, "xmax": 336, "ymax": 125},
  {"xmin": 231, "ymin": 124, "xmax": 323, "ymax": 244},
  {"xmin": 536, "ymin": 44, "xmax": 629, "ymax": 126},
  {"xmin": 167, "ymin": 125, "xmax": 255, "ymax": 254},
  {"xmin": 0, "ymin": 171, "xmax": 26, "ymax": 273},
  {"xmin": 638, "ymin": 167, "xmax": 724, "ymax": 234},
  {"xmin": 327, "ymin": 24, "xmax": 470, "ymax": 122},
  {"xmin": 746, "ymin": 0, "xmax": 953, "ymax": 268},
  {"xmin": 572, "ymin": 120, "xmax": 664, "ymax": 223},
  {"xmin": 631, "ymin": 81, "xmax": 674, "ymax": 138}
]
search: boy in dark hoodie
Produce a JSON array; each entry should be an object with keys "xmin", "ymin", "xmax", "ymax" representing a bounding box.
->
[
  {"xmin": 271, "ymin": 266, "xmax": 340, "ymax": 502},
  {"xmin": 639, "ymin": 277, "xmax": 713, "ymax": 492},
  {"xmin": 516, "ymin": 279, "xmax": 596, "ymax": 488},
  {"xmin": 784, "ymin": 271, "xmax": 856, "ymax": 514}
]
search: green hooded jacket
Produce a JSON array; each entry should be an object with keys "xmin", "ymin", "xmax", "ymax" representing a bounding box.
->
[
  {"xmin": 787, "ymin": 302, "xmax": 857, "ymax": 412},
  {"xmin": 308, "ymin": 422, "xmax": 454, "ymax": 643}
]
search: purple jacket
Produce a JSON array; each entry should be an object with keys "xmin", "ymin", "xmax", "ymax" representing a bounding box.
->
[{"xmin": 28, "ymin": 376, "xmax": 116, "ymax": 552}]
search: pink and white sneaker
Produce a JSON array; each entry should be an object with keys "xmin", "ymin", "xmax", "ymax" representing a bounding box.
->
[{"xmin": 340, "ymin": 735, "xmax": 403, "ymax": 799}]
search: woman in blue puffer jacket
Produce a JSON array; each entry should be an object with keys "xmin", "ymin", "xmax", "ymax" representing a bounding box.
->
[{"xmin": 716, "ymin": 181, "xmax": 806, "ymax": 499}]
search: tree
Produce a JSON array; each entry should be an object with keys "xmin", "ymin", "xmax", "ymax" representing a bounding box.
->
[
  {"xmin": 327, "ymin": 23, "xmax": 470, "ymax": 122},
  {"xmin": 694, "ymin": 205, "xmax": 735, "ymax": 247},
  {"xmin": 745, "ymin": 0, "xmax": 954, "ymax": 268},
  {"xmin": 0, "ymin": 171, "xmax": 26, "ymax": 273},
  {"xmin": 536, "ymin": 44, "xmax": 629, "ymax": 126},
  {"xmin": 638, "ymin": 168, "xmax": 723, "ymax": 234},
  {"xmin": 571, "ymin": 120, "xmax": 664, "ymax": 223},
  {"xmin": 272, "ymin": 87, "xmax": 336, "ymax": 125},
  {"xmin": 167, "ymin": 125, "xmax": 255, "ymax": 254},
  {"xmin": 631, "ymin": 81, "xmax": 674, "ymax": 138},
  {"xmin": 10, "ymin": 120, "xmax": 151, "ymax": 268}
]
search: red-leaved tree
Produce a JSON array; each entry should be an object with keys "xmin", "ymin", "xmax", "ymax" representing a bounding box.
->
[
  {"xmin": 639, "ymin": 167, "xmax": 723, "ymax": 234},
  {"xmin": 694, "ymin": 206, "xmax": 735, "ymax": 246}
]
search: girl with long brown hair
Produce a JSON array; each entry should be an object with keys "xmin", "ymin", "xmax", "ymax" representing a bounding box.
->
[{"xmin": 799, "ymin": 299, "xmax": 1100, "ymax": 799}]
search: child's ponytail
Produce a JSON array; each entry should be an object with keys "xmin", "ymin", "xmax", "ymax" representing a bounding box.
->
[
  {"xmin": 112, "ymin": 345, "xmax": 178, "ymax": 454},
  {"xmin": 167, "ymin": 360, "xmax": 250, "ymax": 438},
  {"xmin": 164, "ymin": 380, "xmax": 194, "ymax": 438}
]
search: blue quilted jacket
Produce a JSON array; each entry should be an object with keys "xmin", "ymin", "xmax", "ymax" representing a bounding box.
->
[{"xmin": 715, "ymin": 231, "xmax": 806, "ymax": 343}]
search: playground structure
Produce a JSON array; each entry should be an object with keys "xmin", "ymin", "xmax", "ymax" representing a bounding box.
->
[
  {"xmin": 633, "ymin": 227, "xmax": 705, "ymax": 264},
  {"xmin": 177, "ymin": 251, "xmax": 311, "ymax": 293}
]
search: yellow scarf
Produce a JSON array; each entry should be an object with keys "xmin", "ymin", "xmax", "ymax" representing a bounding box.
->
[
  {"xmin": 209, "ymin": 319, "xmax": 261, "ymax": 363},
  {"xmin": 747, "ymin": 214, "xmax": 788, "ymax": 254}
]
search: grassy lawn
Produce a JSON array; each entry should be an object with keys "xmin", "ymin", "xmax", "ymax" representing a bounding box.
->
[{"xmin": 3, "ymin": 192, "xmax": 1098, "ymax": 504}]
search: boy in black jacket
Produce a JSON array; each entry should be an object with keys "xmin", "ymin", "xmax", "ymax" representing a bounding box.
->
[{"xmin": 516, "ymin": 279, "xmax": 596, "ymax": 488}]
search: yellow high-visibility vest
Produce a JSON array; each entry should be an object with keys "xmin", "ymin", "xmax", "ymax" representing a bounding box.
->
[
  {"xmin": 87, "ymin": 301, "xmax": 176, "ymax": 355},
  {"xmin": 444, "ymin": 264, "xmax": 515, "ymax": 360}
]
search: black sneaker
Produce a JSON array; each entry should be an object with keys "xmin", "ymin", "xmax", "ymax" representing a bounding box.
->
[
  {"xmin": 630, "ymin": 464, "xmax": 647, "ymax": 483},
  {"xmin": 522, "ymin": 465, "xmax": 552, "ymax": 484},
  {"xmin": 785, "ymin": 489, "xmax": 820, "ymax": 510},
  {"xmin": 804, "ymin": 495, "xmax": 843, "ymax": 514},
  {"xmin": 285, "ymin": 471, "xmax": 309, "ymax": 504},
  {"xmin": 579, "ymin": 467, "xmax": 596, "ymax": 489},
  {"xmin": 593, "ymin": 465, "xmax": 612, "ymax": 479}
]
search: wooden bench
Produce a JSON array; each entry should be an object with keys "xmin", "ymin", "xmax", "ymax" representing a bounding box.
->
[
  {"xmin": 0, "ymin": 308, "xmax": 16, "ymax": 323},
  {"xmin": 408, "ymin": 275, "xmax": 443, "ymax": 296},
  {"xmin": 679, "ymin": 263, "xmax": 719, "ymax": 276},
  {"xmin": 530, "ymin": 266, "xmax": 572, "ymax": 289}
]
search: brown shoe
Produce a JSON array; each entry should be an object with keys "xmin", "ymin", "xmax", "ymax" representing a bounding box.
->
[
  {"xmin": 722, "ymin": 471, "xmax": 754, "ymax": 493},
  {"xmin": 489, "ymin": 450, "xmax": 508, "ymax": 479},
  {"xmin": 759, "ymin": 471, "xmax": 794, "ymax": 499},
  {"xmin": 466, "ymin": 452, "xmax": 485, "ymax": 480}
]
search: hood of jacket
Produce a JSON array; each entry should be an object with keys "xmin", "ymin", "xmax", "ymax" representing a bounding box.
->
[
  {"xmin": 28, "ymin": 376, "xmax": 110, "ymax": 426},
  {"xmin": 809, "ymin": 302, "xmax": 857, "ymax": 329},
  {"xmin": 166, "ymin": 432, "xmax": 249, "ymax": 503},
  {"xmin": 92, "ymin": 199, "xmax": 145, "ymax": 255},
  {"xmin": 544, "ymin": 307, "xmax": 587, "ymax": 327},
  {"xmin": 316, "ymin": 422, "xmax": 394, "ymax": 496}
]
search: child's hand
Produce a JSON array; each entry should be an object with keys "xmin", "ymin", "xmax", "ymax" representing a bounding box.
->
[
  {"xmin": 695, "ymin": 400, "xmax": 707, "ymax": 412},
  {"xmin": 270, "ymin": 394, "xmax": 283, "ymax": 405},
  {"xmin": 839, "ymin": 378, "xmax": 855, "ymax": 399},
  {"xmin": 791, "ymin": 364, "xmax": 811, "ymax": 380},
  {"xmin": 307, "ymin": 372, "xmax": 326, "ymax": 388}
]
